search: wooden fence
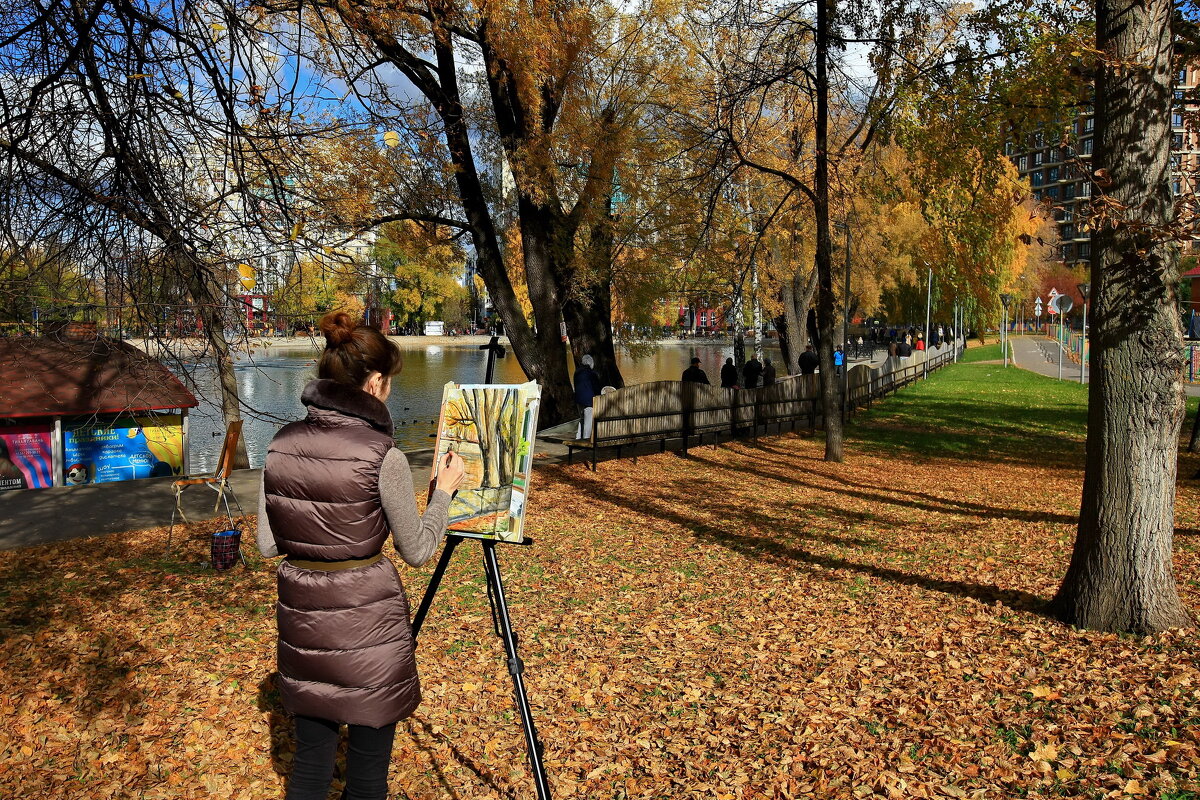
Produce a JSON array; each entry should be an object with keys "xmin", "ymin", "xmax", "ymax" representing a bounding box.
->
[{"xmin": 560, "ymin": 342, "xmax": 962, "ymax": 468}]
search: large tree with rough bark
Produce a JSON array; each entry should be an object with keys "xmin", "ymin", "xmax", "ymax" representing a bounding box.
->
[{"xmin": 1051, "ymin": 0, "xmax": 1193, "ymax": 633}]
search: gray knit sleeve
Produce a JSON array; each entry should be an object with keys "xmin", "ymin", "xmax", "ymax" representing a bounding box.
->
[
  {"xmin": 256, "ymin": 471, "xmax": 280, "ymax": 558},
  {"xmin": 380, "ymin": 448, "xmax": 452, "ymax": 567}
]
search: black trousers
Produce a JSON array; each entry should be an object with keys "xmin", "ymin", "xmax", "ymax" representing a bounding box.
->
[{"xmin": 285, "ymin": 715, "xmax": 397, "ymax": 800}]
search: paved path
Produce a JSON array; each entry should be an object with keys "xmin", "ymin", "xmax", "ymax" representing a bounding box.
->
[
  {"xmin": 1009, "ymin": 335, "xmax": 1088, "ymax": 383},
  {"xmin": 0, "ymin": 443, "xmax": 581, "ymax": 551},
  {"xmin": 1008, "ymin": 334, "xmax": 1200, "ymax": 397}
]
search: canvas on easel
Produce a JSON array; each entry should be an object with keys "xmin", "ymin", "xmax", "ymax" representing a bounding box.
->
[{"xmin": 431, "ymin": 381, "xmax": 541, "ymax": 543}]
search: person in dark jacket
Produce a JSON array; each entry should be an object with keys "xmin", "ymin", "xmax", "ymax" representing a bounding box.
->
[
  {"xmin": 761, "ymin": 357, "xmax": 777, "ymax": 386},
  {"xmin": 574, "ymin": 354, "xmax": 601, "ymax": 439},
  {"xmin": 682, "ymin": 356, "xmax": 710, "ymax": 384},
  {"xmin": 743, "ymin": 355, "xmax": 763, "ymax": 388},
  {"xmin": 798, "ymin": 344, "xmax": 819, "ymax": 375},
  {"xmin": 720, "ymin": 357, "xmax": 739, "ymax": 388},
  {"xmin": 257, "ymin": 311, "xmax": 466, "ymax": 800}
]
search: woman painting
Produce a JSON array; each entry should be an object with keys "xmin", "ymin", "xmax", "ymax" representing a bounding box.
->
[{"xmin": 257, "ymin": 311, "xmax": 465, "ymax": 800}]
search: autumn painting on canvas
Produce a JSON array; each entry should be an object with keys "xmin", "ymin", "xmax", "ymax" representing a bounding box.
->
[{"xmin": 432, "ymin": 381, "xmax": 540, "ymax": 542}]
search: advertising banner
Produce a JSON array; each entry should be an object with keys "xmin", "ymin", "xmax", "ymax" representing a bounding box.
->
[
  {"xmin": 63, "ymin": 415, "xmax": 184, "ymax": 485},
  {"xmin": 0, "ymin": 424, "xmax": 54, "ymax": 491}
]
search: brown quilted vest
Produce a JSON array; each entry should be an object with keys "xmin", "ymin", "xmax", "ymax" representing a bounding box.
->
[
  {"xmin": 264, "ymin": 379, "xmax": 394, "ymax": 560},
  {"xmin": 263, "ymin": 379, "xmax": 423, "ymax": 727}
]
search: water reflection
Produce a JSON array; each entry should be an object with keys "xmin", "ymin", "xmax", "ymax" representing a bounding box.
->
[{"xmin": 185, "ymin": 341, "xmax": 779, "ymax": 471}]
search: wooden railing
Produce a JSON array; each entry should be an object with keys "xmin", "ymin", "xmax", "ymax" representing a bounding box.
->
[{"xmin": 559, "ymin": 341, "xmax": 962, "ymax": 468}]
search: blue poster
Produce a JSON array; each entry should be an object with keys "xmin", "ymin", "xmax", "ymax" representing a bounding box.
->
[{"xmin": 63, "ymin": 416, "xmax": 184, "ymax": 485}]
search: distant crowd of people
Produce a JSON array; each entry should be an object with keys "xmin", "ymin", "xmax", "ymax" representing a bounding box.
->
[{"xmin": 681, "ymin": 354, "xmax": 778, "ymax": 388}]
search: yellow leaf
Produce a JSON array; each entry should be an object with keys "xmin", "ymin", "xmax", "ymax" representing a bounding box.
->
[
  {"xmin": 383, "ymin": 131, "xmax": 401, "ymax": 147},
  {"xmin": 1029, "ymin": 743, "xmax": 1058, "ymax": 762},
  {"xmin": 211, "ymin": 23, "xmax": 226, "ymax": 31},
  {"xmin": 1123, "ymin": 779, "xmax": 1145, "ymax": 795},
  {"xmin": 1055, "ymin": 768, "xmax": 1076, "ymax": 781}
]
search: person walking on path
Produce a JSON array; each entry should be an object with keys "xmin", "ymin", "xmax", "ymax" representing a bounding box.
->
[
  {"xmin": 897, "ymin": 337, "xmax": 913, "ymax": 360},
  {"xmin": 798, "ymin": 344, "xmax": 819, "ymax": 375},
  {"xmin": 834, "ymin": 346, "xmax": 845, "ymax": 375},
  {"xmin": 257, "ymin": 311, "xmax": 466, "ymax": 800},
  {"xmin": 574, "ymin": 354, "xmax": 601, "ymax": 440},
  {"xmin": 915, "ymin": 333, "xmax": 925, "ymax": 352},
  {"xmin": 720, "ymin": 357, "xmax": 739, "ymax": 388},
  {"xmin": 761, "ymin": 357, "xmax": 777, "ymax": 386},
  {"xmin": 682, "ymin": 356, "xmax": 710, "ymax": 384},
  {"xmin": 743, "ymin": 355, "xmax": 763, "ymax": 388}
]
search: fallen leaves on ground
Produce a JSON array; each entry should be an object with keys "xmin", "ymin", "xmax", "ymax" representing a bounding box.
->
[{"xmin": 2, "ymin": 430, "xmax": 1199, "ymax": 799}]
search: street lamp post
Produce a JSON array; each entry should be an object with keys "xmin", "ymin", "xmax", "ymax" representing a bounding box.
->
[
  {"xmin": 923, "ymin": 265, "xmax": 933, "ymax": 379},
  {"xmin": 1000, "ymin": 293, "xmax": 1012, "ymax": 368},
  {"xmin": 1077, "ymin": 282, "xmax": 1090, "ymax": 384}
]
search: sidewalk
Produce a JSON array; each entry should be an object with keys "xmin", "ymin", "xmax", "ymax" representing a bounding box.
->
[
  {"xmin": 0, "ymin": 443, "xmax": 576, "ymax": 551},
  {"xmin": 1008, "ymin": 334, "xmax": 1200, "ymax": 397}
]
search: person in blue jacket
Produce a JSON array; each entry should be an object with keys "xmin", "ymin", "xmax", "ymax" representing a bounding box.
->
[
  {"xmin": 834, "ymin": 346, "xmax": 845, "ymax": 375},
  {"xmin": 574, "ymin": 354, "xmax": 601, "ymax": 439}
]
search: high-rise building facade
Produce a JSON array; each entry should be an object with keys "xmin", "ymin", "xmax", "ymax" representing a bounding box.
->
[{"xmin": 1006, "ymin": 64, "xmax": 1199, "ymax": 264}]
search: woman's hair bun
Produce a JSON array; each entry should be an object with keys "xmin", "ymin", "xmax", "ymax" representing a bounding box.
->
[{"xmin": 319, "ymin": 311, "xmax": 358, "ymax": 347}]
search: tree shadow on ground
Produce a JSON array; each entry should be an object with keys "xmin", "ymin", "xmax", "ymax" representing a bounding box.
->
[
  {"xmin": 257, "ymin": 672, "xmax": 294, "ymax": 782},
  {"xmin": 554, "ymin": 460, "xmax": 1049, "ymax": 616},
  {"xmin": 405, "ymin": 716, "xmax": 515, "ymax": 800},
  {"xmin": 0, "ymin": 551, "xmax": 160, "ymax": 717},
  {"xmin": 705, "ymin": 443, "xmax": 1081, "ymax": 526}
]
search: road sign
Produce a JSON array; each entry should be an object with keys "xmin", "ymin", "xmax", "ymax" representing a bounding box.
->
[{"xmin": 1051, "ymin": 294, "xmax": 1074, "ymax": 314}]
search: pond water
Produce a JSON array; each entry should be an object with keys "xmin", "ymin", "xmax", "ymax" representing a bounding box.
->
[{"xmin": 184, "ymin": 341, "xmax": 781, "ymax": 471}]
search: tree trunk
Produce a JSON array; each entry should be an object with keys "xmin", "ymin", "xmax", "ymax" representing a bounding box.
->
[
  {"xmin": 516, "ymin": 197, "xmax": 576, "ymax": 425},
  {"xmin": 780, "ymin": 265, "xmax": 817, "ymax": 377},
  {"xmin": 563, "ymin": 211, "xmax": 624, "ymax": 389},
  {"xmin": 1051, "ymin": 0, "xmax": 1192, "ymax": 633},
  {"xmin": 186, "ymin": 261, "xmax": 249, "ymax": 469},
  {"xmin": 813, "ymin": 0, "xmax": 843, "ymax": 462},
  {"xmin": 730, "ymin": 274, "xmax": 746, "ymax": 370}
]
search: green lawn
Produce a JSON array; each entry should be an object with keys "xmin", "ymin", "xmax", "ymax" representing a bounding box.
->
[
  {"xmin": 851, "ymin": 358, "xmax": 1199, "ymax": 463},
  {"xmin": 956, "ymin": 341, "xmax": 1005, "ymax": 363}
]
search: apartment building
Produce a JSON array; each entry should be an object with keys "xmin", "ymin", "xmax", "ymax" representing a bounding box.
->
[{"xmin": 1006, "ymin": 63, "xmax": 1200, "ymax": 265}]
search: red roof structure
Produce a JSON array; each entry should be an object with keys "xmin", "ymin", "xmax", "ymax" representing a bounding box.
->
[
  {"xmin": 0, "ymin": 337, "xmax": 197, "ymax": 418},
  {"xmin": 1183, "ymin": 264, "xmax": 1200, "ymax": 279}
]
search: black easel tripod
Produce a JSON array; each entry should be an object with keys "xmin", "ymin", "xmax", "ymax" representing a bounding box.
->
[
  {"xmin": 410, "ymin": 333, "xmax": 552, "ymax": 800},
  {"xmin": 411, "ymin": 535, "xmax": 551, "ymax": 800}
]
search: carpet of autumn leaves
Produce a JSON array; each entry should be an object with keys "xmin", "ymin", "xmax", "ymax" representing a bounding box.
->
[{"xmin": 3, "ymin": 370, "xmax": 1200, "ymax": 799}]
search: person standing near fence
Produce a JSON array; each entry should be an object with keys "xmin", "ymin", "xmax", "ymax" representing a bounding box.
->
[
  {"xmin": 574, "ymin": 354, "xmax": 601, "ymax": 439},
  {"xmin": 743, "ymin": 355, "xmax": 763, "ymax": 388},
  {"xmin": 762, "ymin": 358, "xmax": 777, "ymax": 386},
  {"xmin": 682, "ymin": 356, "xmax": 710, "ymax": 384},
  {"xmin": 257, "ymin": 311, "xmax": 466, "ymax": 800},
  {"xmin": 720, "ymin": 357, "xmax": 739, "ymax": 388},
  {"xmin": 799, "ymin": 345, "xmax": 819, "ymax": 375},
  {"xmin": 834, "ymin": 346, "xmax": 845, "ymax": 375}
]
